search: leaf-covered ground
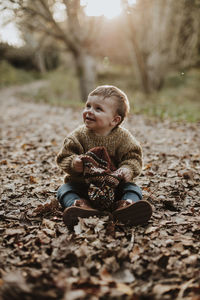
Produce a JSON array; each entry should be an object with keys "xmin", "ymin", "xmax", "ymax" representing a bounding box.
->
[{"xmin": 0, "ymin": 82, "xmax": 200, "ymax": 300}]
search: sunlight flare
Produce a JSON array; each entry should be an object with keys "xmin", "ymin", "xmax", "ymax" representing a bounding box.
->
[{"xmin": 81, "ymin": 0, "xmax": 122, "ymax": 19}]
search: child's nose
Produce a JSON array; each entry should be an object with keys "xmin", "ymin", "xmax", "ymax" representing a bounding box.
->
[{"xmin": 86, "ymin": 106, "xmax": 94, "ymax": 113}]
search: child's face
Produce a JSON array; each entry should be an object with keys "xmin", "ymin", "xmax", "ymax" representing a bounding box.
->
[{"xmin": 83, "ymin": 96, "xmax": 121, "ymax": 136}]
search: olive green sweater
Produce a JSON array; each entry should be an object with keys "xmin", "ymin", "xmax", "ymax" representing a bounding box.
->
[{"xmin": 56, "ymin": 125, "xmax": 143, "ymax": 183}]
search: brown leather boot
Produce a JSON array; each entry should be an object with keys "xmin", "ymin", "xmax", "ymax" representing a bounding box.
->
[
  {"xmin": 63, "ymin": 198, "xmax": 105, "ymax": 229},
  {"xmin": 113, "ymin": 200, "xmax": 152, "ymax": 226}
]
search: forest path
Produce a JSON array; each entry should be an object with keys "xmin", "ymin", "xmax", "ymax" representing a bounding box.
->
[{"xmin": 0, "ymin": 82, "xmax": 200, "ymax": 299}]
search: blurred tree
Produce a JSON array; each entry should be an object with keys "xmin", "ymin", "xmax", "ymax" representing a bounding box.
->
[
  {"xmin": 123, "ymin": 0, "xmax": 200, "ymax": 93},
  {"xmin": 0, "ymin": 41, "xmax": 59, "ymax": 72},
  {"xmin": 4, "ymin": 0, "xmax": 99, "ymax": 101}
]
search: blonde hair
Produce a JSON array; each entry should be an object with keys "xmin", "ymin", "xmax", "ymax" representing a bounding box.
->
[{"xmin": 89, "ymin": 85, "xmax": 130, "ymax": 125}]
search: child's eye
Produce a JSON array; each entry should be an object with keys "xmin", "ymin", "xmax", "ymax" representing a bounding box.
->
[
  {"xmin": 86, "ymin": 104, "xmax": 91, "ymax": 108},
  {"xmin": 96, "ymin": 106, "xmax": 102, "ymax": 111}
]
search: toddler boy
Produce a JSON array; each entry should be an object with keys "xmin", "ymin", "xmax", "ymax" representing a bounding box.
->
[{"xmin": 56, "ymin": 85, "xmax": 152, "ymax": 228}]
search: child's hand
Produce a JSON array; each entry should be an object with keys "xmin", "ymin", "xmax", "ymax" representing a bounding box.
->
[
  {"xmin": 72, "ymin": 156, "xmax": 83, "ymax": 173},
  {"xmin": 115, "ymin": 167, "xmax": 132, "ymax": 182}
]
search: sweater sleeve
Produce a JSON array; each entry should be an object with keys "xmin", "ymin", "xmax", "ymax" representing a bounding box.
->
[
  {"xmin": 56, "ymin": 133, "xmax": 84, "ymax": 175},
  {"xmin": 117, "ymin": 129, "xmax": 143, "ymax": 179}
]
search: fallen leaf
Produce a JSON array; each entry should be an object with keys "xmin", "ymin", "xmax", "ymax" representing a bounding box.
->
[{"xmin": 116, "ymin": 282, "xmax": 133, "ymax": 295}]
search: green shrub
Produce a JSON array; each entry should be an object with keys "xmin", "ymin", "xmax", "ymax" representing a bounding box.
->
[{"xmin": 0, "ymin": 60, "xmax": 39, "ymax": 87}]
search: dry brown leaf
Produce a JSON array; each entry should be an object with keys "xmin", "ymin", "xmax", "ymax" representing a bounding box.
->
[
  {"xmin": 29, "ymin": 176, "xmax": 38, "ymax": 183},
  {"xmin": 116, "ymin": 282, "xmax": 133, "ymax": 295}
]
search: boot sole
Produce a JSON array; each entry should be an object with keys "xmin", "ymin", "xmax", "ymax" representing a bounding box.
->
[
  {"xmin": 113, "ymin": 200, "xmax": 152, "ymax": 226},
  {"xmin": 63, "ymin": 206, "xmax": 105, "ymax": 228}
]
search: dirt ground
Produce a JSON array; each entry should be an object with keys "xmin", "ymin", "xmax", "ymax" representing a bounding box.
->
[{"xmin": 0, "ymin": 82, "xmax": 200, "ymax": 300}]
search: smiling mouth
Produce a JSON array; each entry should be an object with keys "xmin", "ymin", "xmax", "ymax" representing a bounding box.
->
[{"xmin": 86, "ymin": 116, "xmax": 95, "ymax": 121}]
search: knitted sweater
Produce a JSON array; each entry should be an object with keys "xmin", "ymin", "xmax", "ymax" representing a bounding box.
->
[{"xmin": 56, "ymin": 125, "xmax": 143, "ymax": 183}]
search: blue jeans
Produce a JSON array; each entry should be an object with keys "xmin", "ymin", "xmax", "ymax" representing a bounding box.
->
[{"xmin": 57, "ymin": 181, "xmax": 142, "ymax": 209}]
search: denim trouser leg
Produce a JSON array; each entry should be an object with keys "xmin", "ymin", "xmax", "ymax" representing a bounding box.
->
[
  {"xmin": 57, "ymin": 182, "xmax": 88, "ymax": 209},
  {"xmin": 57, "ymin": 182, "xmax": 142, "ymax": 209},
  {"xmin": 116, "ymin": 182, "xmax": 142, "ymax": 203}
]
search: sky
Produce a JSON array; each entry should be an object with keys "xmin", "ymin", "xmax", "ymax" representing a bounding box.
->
[
  {"xmin": 82, "ymin": 0, "xmax": 122, "ymax": 19},
  {"xmin": 0, "ymin": 5, "xmax": 24, "ymax": 46}
]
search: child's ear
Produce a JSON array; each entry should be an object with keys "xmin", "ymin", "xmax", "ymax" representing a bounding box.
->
[{"xmin": 112, "ymin": 115, "xmax": 121, "ymax": 126}]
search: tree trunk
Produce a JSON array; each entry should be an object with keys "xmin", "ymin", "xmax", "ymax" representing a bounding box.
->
[
  {"xmin": 74, "ymin": 51, "xmax": 97, "ymax": 101},
  {"xmin": 35, "ymin": 50, "xmax": 46, "ymax": 73},
  {"xmin": 124, "ymin": 5, "xmax": 150, "ymax": 94},
  {"xmin": 125, "ymin": 0, "xmax": 200, "ymax": 93},
  {"xmin": 128, "ymin": 33, "xmax": 150, "ymax": 94}
]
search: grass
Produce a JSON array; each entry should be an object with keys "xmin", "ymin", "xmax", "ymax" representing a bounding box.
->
[
  {"xmin": 0, "ymin": 60, "xmax": 40, "ymax": 87},
  {"xmin": 1, "ymin": 60, "xmax": 200, "ymax": 122},
  {"xmin": 28, "ymin": 68, "xmax": 83, "ymax": 108},
  {"xmin": 131, "ymin": 69, "xmax": 200, "ymax": 122}
]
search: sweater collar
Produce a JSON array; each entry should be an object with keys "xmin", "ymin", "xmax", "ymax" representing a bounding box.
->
[{"xmin": 85, "ymin": 125, "xmax": 120, "ymax": 139}]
